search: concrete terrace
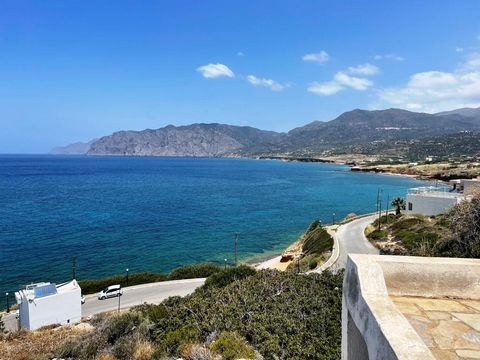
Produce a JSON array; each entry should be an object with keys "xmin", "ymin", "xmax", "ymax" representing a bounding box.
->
[
  {"xmin": 342, "ymin": 255, "xmax": 480, "ymax": 360},
  {"xmin": 391, "ymin": 296, "xmax": 480, "ymax": 359}
]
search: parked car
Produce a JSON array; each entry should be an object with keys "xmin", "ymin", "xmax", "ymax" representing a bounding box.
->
[
  {"xmin": 98, "ymin": 285, "xmax": 122, "ymax": 300},
  {"xmin": 81, "ymin": 295, "xmax": 85, "ymax": 304}
]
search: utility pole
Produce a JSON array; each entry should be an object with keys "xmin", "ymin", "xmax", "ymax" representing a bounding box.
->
[
  {"xmin": 234, "ymin": 233, "xmax": 239, "ymax": 266},
  {"xmin": 385, "ymin": 194, "xmax": 390, "ymax": 224},
  {"xmin": 378, "ymin": 198, "xmax": 382, "ymax": 231},
  {"xmin": 118, "ymin": 287, "xmax": 122, "ymax": 313},
  {"xmin": 376, "ymin": 188, "xmax": 380, "ymax": 214},
  {"xmin": 72, "ymin": 257, "xmax": 77, "ymax": 280}
]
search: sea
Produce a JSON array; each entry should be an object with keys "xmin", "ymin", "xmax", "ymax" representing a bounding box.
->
[{"xmin": 0, "ymin": 155, "xmax": 432, "ymax": 304}]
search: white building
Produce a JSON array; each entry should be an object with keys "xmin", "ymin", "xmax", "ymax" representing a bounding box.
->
[
  {"xmin": 405, "ymin": 187, "xmax": 467, "ymax": 216},
  {"xmin": 15, "ymin": 280, "xmax": 82, "ymax": 331},
  {"xmin": 450, "ymin": 177, "xmax": 480, "ymax": 194}
]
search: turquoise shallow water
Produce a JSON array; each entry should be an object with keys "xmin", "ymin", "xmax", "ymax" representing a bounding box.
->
[{"xmin": 0, "ymin": 155, "xmax": 431, "ymax": 303}]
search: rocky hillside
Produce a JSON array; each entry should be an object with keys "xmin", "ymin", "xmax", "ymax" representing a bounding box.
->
[
  {"xmin": 88, "ymin": 123, "xmax": 284, "ymax": 156},
  {"xmin": 52, "ymin": 107, "xmax": 480, "ymax": 157}
]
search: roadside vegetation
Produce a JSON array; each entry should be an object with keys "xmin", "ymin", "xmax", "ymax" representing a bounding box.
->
[
  {"xmin": 79, "ymin": 263, "xmax": 222, "ymax": 294},
  {"xmin": 286, "ymin": 220, "xmax": 334, "ymax": 272},
  {"xmin": 0, "ymin": 323, "xmax": 92, "ymax": 360},
  {"xmin": 366, "ymin": 194, "xmax": 480, "ymax": 258},
  {"xmin": 55, "ymin": 267, "xmax": 343, "ymax": 360}
]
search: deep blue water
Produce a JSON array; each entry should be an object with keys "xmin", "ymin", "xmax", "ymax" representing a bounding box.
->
[{"xmin": 0, "ymin": 155, "xmax": 430, "ymax": 301}]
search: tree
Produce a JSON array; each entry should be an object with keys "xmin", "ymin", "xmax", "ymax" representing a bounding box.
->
[
  {"xmin": 391, "ymin": 197, "xmax": 406, "ymax": 215},
  {"xmin": 444, "ymin": 194, "xmax": 480, "ymax": 258}
]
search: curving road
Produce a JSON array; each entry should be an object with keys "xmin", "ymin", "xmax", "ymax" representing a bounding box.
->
[{"xmin": 332, "ymin": 214, "xmax": 379, "ymax": 270}]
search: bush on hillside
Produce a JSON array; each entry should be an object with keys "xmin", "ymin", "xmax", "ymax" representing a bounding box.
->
[
  {"xmin": 79, "ymin": 263, "xmax": 222, "ymax": 295},
  {"xmin": 57, "ymin": 270, "xmax": 343, "ymax": 360},
  {"xmin": 439, "ymin": 195, "xmax": 480, "ymax": 258},
  {"xmin": 168, "ymin": 263, "xmax": 221, "ymax": 280},
  {"xmin": 210, "ymin": 331, "xmax": 256, "ymax": 360},
  {"xmin": 203, "ymin": 265, "xmax": 256, "ymax": 289},
  {"xmin": 79, "ymin": 272, "xmax": 167, "ymax": 295},
  {"xmin": 302, "ymin": 225, "xmax": 333, "ymax": 255},
  {"xmin": 368, "ymin": 229, "xmax": 388, "ymax": 240}
]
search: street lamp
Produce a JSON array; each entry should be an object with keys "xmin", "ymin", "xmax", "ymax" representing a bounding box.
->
[
  {"xmin": 224, "ymin": 259, "xmax": 227, "ymax": 270},
  {"xmin": 125, "ymin": 268, "xmax": 129, "ymax": 286},
  {"xmin": 5, "ymin": 292, "xmax": 9, "ymax": 313},
  {"xmin": 332, "ymin": 213, "xmax": 336, "ymax": 225}
]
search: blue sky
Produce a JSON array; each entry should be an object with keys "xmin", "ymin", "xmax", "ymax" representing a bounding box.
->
[{"xmin": 1, "ymin": 1, "xmax": 480, "ymax": 153}]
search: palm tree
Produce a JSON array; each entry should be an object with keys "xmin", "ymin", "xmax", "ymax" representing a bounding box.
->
[{"xmin": 391, "ymin": 197, "xmax": 406, "ymax": 215}]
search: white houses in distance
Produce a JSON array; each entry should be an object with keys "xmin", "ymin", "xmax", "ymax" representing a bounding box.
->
[{"xmin": 406, "ymin": 177, "xmax": 480, "ymax": 216}]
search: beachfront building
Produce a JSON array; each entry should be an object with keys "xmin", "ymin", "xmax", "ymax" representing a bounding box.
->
[
  {"xmin": 15, "ymin": 280, "xmax": 82, "ymax": 331},
  {"xmin": 405, "ymin": 187, "xmax": 467, "ymax": 216}
]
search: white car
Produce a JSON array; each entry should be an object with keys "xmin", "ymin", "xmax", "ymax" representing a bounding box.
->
[
  {"xmin": 98, "ymin": 284, "xmax": 122, "ymax": 300},
  {"xmin": 81, "ymin": 295, "xmax": 85, "ymax": 304}
]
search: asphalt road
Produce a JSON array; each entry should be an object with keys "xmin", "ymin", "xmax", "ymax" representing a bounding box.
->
[
  {"xmin": 81, "ymin": 278, "xmax": 206, "ymax": 317},
  {"xmin": 1, "ymin": 278, "xmax": 205, "ymax": 331},
  {"xmin": 333, "ymin": 214, "xmax": 379, "ymax": 270}
]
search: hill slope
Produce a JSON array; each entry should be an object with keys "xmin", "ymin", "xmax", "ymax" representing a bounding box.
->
[
  {"xmin": 88, "ymin": 123, "xmax": 285, "ymax": 156},
  {"xmin": 52, "ymin": 107, "xmax": 480, "ymax": 157},
  {"xmin": 285, "ymin": 108, "xmax": 480, "ymax": 152}
]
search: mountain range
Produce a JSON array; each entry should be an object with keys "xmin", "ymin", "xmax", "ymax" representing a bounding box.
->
[{"xmin": 51, "ymin": 107, "xmax": 480, "ymax": 157}]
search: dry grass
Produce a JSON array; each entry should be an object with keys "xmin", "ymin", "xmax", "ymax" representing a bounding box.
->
[
  {"xmin": 132, "ymin": 340, "xmax": 155, "ymax": 360},
  {"xmin": 0, "ymin": 324, "xmax": 92, "ymax": 360}
]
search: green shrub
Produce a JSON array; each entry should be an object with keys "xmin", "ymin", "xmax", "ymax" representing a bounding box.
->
[
  {"xmin": 104, "ymin": 312, "xmax": 143, "ymax": 344},
  {"xmin": 56, "ymin": 270, "xmax": 344, "ymax": 360},
  {"xmin": 79, "ymin": 272, "xmax": 167, "ymax": 295},
  {"xmin": 371, "ymin": 214, "xmax": 398, "ymax": 228},
  {"xmin": 390, "ymin": 217, "xmax": 426, "ymax": 232},
  {"xmin": 307, "ymin": 219, "xmax": 321, "ymax": 233},
  {"xmin": 168, "ymin": 263, "xmax": 222, "ymax": 280},
  {"xmin": 79, "ymin": 263, "xmax": 221, "ymax": 295},
  {"xmin": 302, "ymin": 226, "xmax": 333, "ymax": 255},
  {"xmin": 112, "ymin": 335, "xmax": 136, "ymax": 360},
  {"xmin": 396, "ymin": 230, "xmax": 439, "ymax": 253},
  {"xmin": 211, "ymin": 331, "xmax": 255, "ymax": 360},
  {"xmin": 368, "ymin": 230, "xmax": 387, "ymax": 240},
  {"xmin": 308, "ymin": 259, "xmax": 318, "ymax": 270},
  {"xmin": 203, "ymin": 265, "xmax": 256, "ymax": 289},
  {"xmin": 157, "ymin": 325, "xmax": 201, "ymax": 355}
]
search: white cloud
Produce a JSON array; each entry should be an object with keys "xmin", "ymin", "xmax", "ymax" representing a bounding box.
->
[
  {"xmin": 308, "ymin": 81, "xmax": 344, "ymax": 96},
  {"xmin": 308, "ymin": 71, "xmax": 373, "ymax": 96},
  {"xmin": 302, "ymin": 51, "xmax": 330, "ymax": 63},
  {"xmin": 334, "ymin": 72, "xmax": 373, "ymax": 90},
  {"xmin": 374, "ymin": 53, "xmax": 405, "ymax": 61},
  {"xmin": 456, "ymin": 47, "xmax": 464, "ymax": 53},
  {"xmin": 246, "ymin": 75, "xmax": 286, "ymax": 92},
  {"xmin": 376, "ymin": 52, "xmax": 480, "ymax": 112},
  {"xmin": 237, "ymin": 51, "xmax": 244, "ymax": 57},
  {"xmin": 348, "ymin": 63, "xmax": 379, "ymax": 76},
  {"xmin": 196, "ymin": 63, "xmax": 235, "ymax": 78}
]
